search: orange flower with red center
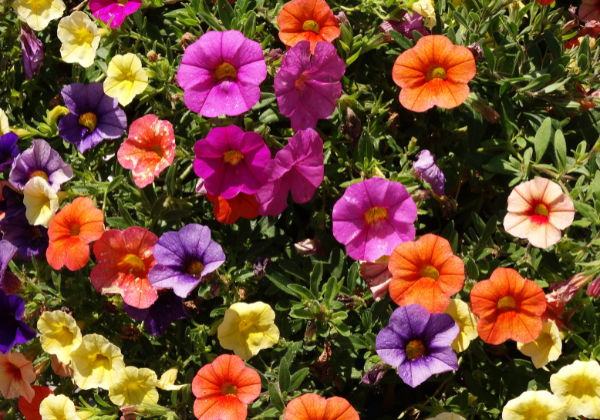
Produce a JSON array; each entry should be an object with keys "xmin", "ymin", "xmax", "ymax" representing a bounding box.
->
[
  {"xmin": 18, "ymin": 386, "xmax": 53, "ymax": 420},
  {"xmin": 388, "ymin": 234, "xmax": 464, "ymax": 313},
  {"xmin": 0, "ymin": 351, "xmax": 36, "ymax": 402},
  {"xmin": 46, "ymin": 197, "xmax": 104, "ymax": 271},
  {"xmin": 392, "ymin": 35, "xmax": 476, "ymax": 112},
  {"xmin": 192, "ymin": 354, "xmax": 261, "ymax": 420},
  {"xmin": 470, "ymin": 268, "xmax": 547, "ymax": 345},
  {"xmin": 277, "ymin": 0, "xmax": 341, "ymax": 52},
  {"xmin": 206, "ymin": 193, "xmax": 260, "ymax": 225},
  {"xmin": 284, "ymin": 393, "xmax": 359, "ymax": 420}
]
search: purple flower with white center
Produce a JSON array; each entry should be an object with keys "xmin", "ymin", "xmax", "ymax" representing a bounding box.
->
[
  {"xmin": 58, "ymin": 83, "xmax": 127, "ymax": 154},
  {"xmin": 413, "ymin": 150, "xmax": 445, "ymax": 196},
  {"xmin": 0, "ymin": 133, "xmax": 19, "ymax": 172},
  {"xmin": 20, "ymin": 22, "xmax": 44, "ymax": 79},
  {"xmin": 0, "ymin": 241, "xmax": 22, "ymax": 295},
  {"xmin": 379, "ymin": 12, "xmax": 429, "ymax": 40},
  {"xmin": 123, "ymin": 289, "xmax": 190, "ymax": 336},
  {"xmin": 148, "ymin": 224, "xmax": 226, "ymax": 298},
  {"xmin": 376, "ymin": 304, "xmax": 459, "ymax": 388},
  {"xmin": 0, "ymin": 289, "xmax": 35, "ymax": 354}
]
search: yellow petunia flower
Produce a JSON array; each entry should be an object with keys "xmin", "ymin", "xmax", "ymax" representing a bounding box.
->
[
  {"xmin": 444, "ymin": 299, "xmax": 478, "ymax": 353},
  {"xmin": 411, "ymin": 0, "xmax": 436, "ymax": 29},
  {"xmin": 70, "ymin": 334, "xmax": 125, "ymax": 390},
  {"xmin": 217, "ymin": 301, "xmax": 280, "ymax": 360},
  {"xmin": 40, "ymin": 395, "xmax": 80, "ymax": 420},
  {"xmin": 57, "ymin": 12, "xmax": 101, "ymax": 68},
  {"xmin": 157, "ymin": 366, "xmax": 185, "ymax": 391},
  {"xmin": 550, "ymin": 360, "xmax": 600, "ymax": 419},
  {"xmin": 502, "ymin": 390, "xmax": 567, "ymax": 420},
  {"xmin": 109, "ymin": 366, "xmax": 159, "ymax": 406},
  {"xmin": 0, "ymin": 109, "xmax": 9, "ymax": 135},
  {"xmin": 517, "ymin": 321, "xmax": 562, "ymax": 369},
  {"xmin": 23, "ymin": 177, "xmax": 59, "ymax": 228},
  {"xmin": 38, "ymin": 310, "xmax": 83, "ymax": 365},
  {"xmin": 12, "ymin": 0, "xmax": 66, "ymax": 31},
  {"xmin": 103, "ymin": 53, "xmax": 149, "ymax": 106}
]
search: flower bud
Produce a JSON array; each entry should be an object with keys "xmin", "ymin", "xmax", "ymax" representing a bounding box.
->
[
  {"xmin": 147, "ymin": 50, "xmax": 159, "ymax": 62},
  {"xmin": 180, "ymin": 33, "xmax": 197, "ymax": 50},
  {"xmin": 48, "ymin": 105, "xmax": 69, "ymax": 123},
  {"xmin": 467, "ymin": 42, "xmax": 483, "ymax": 60}
]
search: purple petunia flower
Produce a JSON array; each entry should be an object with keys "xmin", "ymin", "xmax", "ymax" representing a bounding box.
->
[
  {"xmin": 148, "ymin": 224, "xmax": 226, "ymax": 298},
  {"xmin": 413, "ymin": 150, "xmax": 445, "ymax": 196},
  {"xmin": 123, "ymin": 289, "xmax": 190, "ymax": 336},
  {"xmin": 58, "ymin": 83, "xmax": 127, "ymax": 154},
  {"xmin": 376, "ymin": 304, "xmax": 459, "ymax": 388},
  {"xmin": 0, "ymin": 133, "xmax": 19, "ymax": 172},
  {"xmin": 0, "ymin": 289, "xmax": 35, "ymax": 354},
  {"xmin": 255, "ymin": 128, "xmax": 324, "ymax": 216},
  {"xmin": 379, "ymin": 12, "xmax": 429, "ymax": 40},
  {"xmin": 20, "ymin": 22, "xmax": 44, "ymax": 79},
  {"xmin": 274, "ymin": 40, "xmax": 345, "ymax": 131},
  {"xmin": 9, "ymin": 140, "xmax": 73, "ymax": 191},
  {"xmin": 90, "ymin": 0, "xmax": 142, "ymax": 28},
  {"xmin": 0, "ymin": 241, "xmax": 22, "ymax": 295}
]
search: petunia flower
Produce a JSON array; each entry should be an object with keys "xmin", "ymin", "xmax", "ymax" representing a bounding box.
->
[
  {"xmin": 46, "ymin": 197, "xmax": 105, "ymax": 271},
  {"xmin": 123, "ymin": 289, "xmax": 189, "ymax": 336},
  {"xmin": 90, "ymin": 0, "xmax": 142, "ymax": 27},
  {"xmin": 413, "ymin": 150, "xmax": 445, "ymax": 196},
  {"xmin": 274, "ymin": 41, "xmax": 345, "ymax": 131},
  {"xmin": 444, "ymin": 299, "xmax": 478, "ymax": 353},
  {"xmin": 503, "ymin": 390, "xmax": 567, "ymax": 420},
  {"xmin": 57, "ymin": 12, "xmax": 101, "ymax": 68},
  {"xmin": 217, "ymin": 301, "xmax": 280, "ymax": 360},
  {"xmin": 580, "ymin": 0, "xmax": 600, "ymax": 22},
  {"xmin": 0, "ymin": 110, "xmax": 9, "ymax": 135},
  {"xmin": 503, "ymin": 177, "xmax": 575, "ymax": 249},
  {"xmin": 0, "ymin": 351, "xmax": 35, "ymax": 402},
  {"xmin": 470, "ymin": 267, "xmax": 546, "ymax": 345},
  {"xmin": 550, "ymin": 360, "xmax": 600, "ymax": 418},
  {"xmin": 12, "ymin": 0, "xmax": 66, "ymax": 31},
  {"xmin": 193, "ymin": 125, "xmax": 270, "ymax": 199},
  {"xmin": 255, "ymin": 128, "xmax": 324, "ymax": 216},
  {"xmin": 392, "ymin": 35, "xmax": 477, "ymax": 112},
  {"xmin": 109, "ymin": 366, "xmax": 159, "ymax": 406},
  {"xmin": 379, "ymin": 12, "xmax": 429, "ymax": 40},
  {"xmin": 39, "ymin": 394, "xmax": 79, "ymax": 420},
  {"xmin": 70, "ymin": 333, "xmax": 125, "ymax": 390},
  {"xmin": 20, "ymin": 22, "xmax": 44, "ymax": 80},
  {"xmin": 361, "ymin": 256, "xmax": 393, "ymax": 301},
  {"xmin": 23, "ymin": 177, "xmax": 59, "ymax": 228},
  {"xmin": 0, "ymin": 132, "xmax": 19, "ymax": 172},
  {"xmin": 37, "ymin": 310, "xmax": 82, "ymax": 365},
  {"xmin": 411, "ymin": 0, "xmax": 436, "ymax": 28},
  {"xmin": 117, "ymin": 114, "xmax": 175, "ymax": 188},
  {"xmin": 206, "ymin": 193, "xmax": 260, "ymax": 225},
  {"xmin": 277, "ymin": 0, "xmax": 341, "ymax": 52},
  {"xmin": 0, "ymin": 289, "xmax": 36, "ymax": 354},
  {"xmin": 157, "ymin": 366, "xmax": 185, "ymax": 391},
  {"xmin": 177, "ymin": 30, "xmax": 267, "ymax": 117},
  {"xmin": 103, "ymin": 54, "xmax": 149, "ymax": 106},
  {"xmin": 192, "ymin": 354, "xmax": 261, "ymax": 420},
  {"xmin": 0, "ymin": 240, "xmax": 22, "ymax": 295},
  {"xmin": 19, "ymin": 386, "xmax": 54, "ymax": 420},
  {"xmin": 516, "ymin": 321, "xmax": 562, "ymax": 369},
  {"xmin": 284, "ymin": 394, "xmax": 359, "ymax": 420},
  {"xmin": 91, "ymin": 227, "xmax": 158, "ymax": 309}
]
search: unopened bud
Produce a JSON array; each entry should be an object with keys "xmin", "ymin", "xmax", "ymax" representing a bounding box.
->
[
  {"xmin": 49, "ymin": 105, "xmax": 70, "ymax": 123},
  {"xmin": 335, "ymin": 11, "xmax": 349, "ymax": 26},
  {"xmin": 147, "ymin": 50, "xmax": 159, "ymax": 62},
  {"xmin": 467, "ymin": 43, "xmax": 483, "ymax": 60}
]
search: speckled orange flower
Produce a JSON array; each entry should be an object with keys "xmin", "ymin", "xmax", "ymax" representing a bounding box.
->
[
  {"xmin": 206, "ymin": 193, "xmax": 260, "ymax": 225},
  {"xmin": 277, "ymin": 0, "xmax": 340, "ymax": 52}
]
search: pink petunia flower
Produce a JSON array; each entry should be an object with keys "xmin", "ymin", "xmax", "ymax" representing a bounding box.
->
[
  {"xmin": 90, "ymin": 0, "xmax": 142, "ymax": 28},
  {"xmin": 332, "ymin": 177, "xmax": 417, "ymax": 262},
  {"xmin": 274, "ymin": 40, "xmax": 345, "ymax": 131},
  {"xmin": 255, "ymin": 128, "xmax": 324, "ymax": 216},
  {"xmin": 193, "ymin": 125, "xmax": 270, "ymax": 199}
]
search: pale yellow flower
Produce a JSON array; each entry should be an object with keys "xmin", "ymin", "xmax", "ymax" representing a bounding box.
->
[
  {"xmin": 103, "ymin": 53, "xmax": 149, "ymax": 106},
  {"xmin": 70, "ymin": 334, "xmax": 125, "ymax": 390},
  {"xmin": 157, "ymin": 366, "xmax": 185, "ymax": 390},
  {"xmin": 0, "ymin": 109, "xmax": 9, "ymax": 135},
  {"xmin": 502, "ymin": 390, "xmax": 567, "ymax": 420},
  {"xmin": 12, "ymin": 0, "xmax": 66, "ymax": 31},
  {"xmin": 550, "ymin": 360, "xmax": 600, "ymax": 418},
  {"xmin": 412, "ymin": 0, "xmax": 436, "ymax": 29},
  {"xmin": 445, "ymin": 299, "xmax": 478, "ymax": 353},
  {"xmin": 517, "ymin": 321, "xmax": 562, "ymax": 369},
  {"xmin": 109, "ymin": 366, "xmax": 159, "ymax": 407},
  {"xmin": 40, "ymin": 395, "xmax": 80, "ymax": 420},
  {"xmin": 57, "ymin": 12, "xmax": 101, "ymax": 68},
  {"xmin": 432, "ymin": 413, "xmax": 467, "ymax": 420},
  {"xmin": 23, "ymin": 177, "xmax": 59, "ymax": 228},
  {"xmin": 38, "ymin": 310, "xmax": 83, "ymax": 365}
]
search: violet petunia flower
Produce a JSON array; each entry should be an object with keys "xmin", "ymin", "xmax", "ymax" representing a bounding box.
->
[
  {"xmin": 90, "ymin": 0, "xmax": 142, "ymax": 28},
  {"xmin": 274, "ymin": 40, "xmax": 345, "ymax": 131},
  {"xmin": 0, "ymin": 241, "xmax": 22, "ymax": 295},
  {"xmin": 376, "ymin": 304, "xmax": 459, "ymax": 388},
  {"xmin": 148, "ymin": 224, "xmax": 226, "ymax": 298},
  {"xmin": 177, "ymin": 30, "xmax": 267, "ymax": 117},
  {"xmin": 9, "ymin": 140, "xmax": 73, "ymax": 191},
  {"xmin": 20, "ymin": 22, "xmax": 44, "ymax": 79},
  {"xmin": 413, "ymin": 150, "xmax": 445, "ymax": 196},
  {"xmin": 0, "ymin": 289, "xmax": 35, "ymax": 354},
  {"xmin": 58, "ymin": 83, "xmax": 127, "ymax": 154},
  {"xmin": 0, "ymin": 133, "xmax": 19, "ymax": 172},
  {"xmin": 123, "ymin": 289, "xmax": 190, "ymax": 336},
  {"xmin": 255, "ymin": 128, "xmax": 324, "ymax": 216},
  {"xmin": 379, "ymin": 12, "xmax": 429, "ymax": 40}
]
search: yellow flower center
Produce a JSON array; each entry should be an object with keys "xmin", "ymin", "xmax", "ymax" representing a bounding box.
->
[
  {"xmin": 117, "ymin": 0, "xmax": 128, "ymax": 4},
  {"xmin": 302, "ymin": 20, "xmax": 320, "ymax": 34},
  {"xmin": 571, "ymin": 377, "xmax": 596, "ymax": 398},
  {"xmin": 187, "ymin": 260, "xmax": 205, "ymax": 278},
  {"xmin": 534, "ymin": 203, "xmax": 549, "ymax": 217},
  {"xmin": 94, "ymin": 353, "xmax": 110, "ymax": 368},
  {"xmin": 425, "ymin": 65, "xmax": 447, "ymax": 82},
  {"xmin": 524, "ymin": 407, "xmax": 550, "ymax": 420},
  {"xmin": 223, "ymin": 150, "xmax": 244, "ymax": 165},
  {"xmin": 420, "ymin": 265, "xmax": 440, "ymax": 281},
  {"xmin": 79, "ymin": 112, "xmax": 98, "ymax": 133},
  {"xmin": 365, "ymin": 207, "xmax": 388, "ymax": 224},
  {"xmin": 29, "ymin": 170, "xmax": 49, "ymax": 181},
  {"xmin": 73, "ymin": 26, "xmax": 96, "ymax": 47},
  {"xmin": 121, "ymin": 254, "xmax": 146, "ymax": 275},
  {"xmin": 215, "ymin": 62, "xmax": 237, "ymax": 80},
  {"xmin": 70, "ymin": 224, "xmax": 81, "ymax": 237},
  {"xmin": 221, "ymin": 382, "xmax": 238, "ymax": 396},
  {"xmin": 498, "ymin": 296, "xmax": 516, "ymax": 310},
  {"xmin": 238, "ymin": 319, "xmax": 254, "ymax": 332},
  {"xmin": 405, "ymin": 340, "xmax": 426, "ymax": 360}
]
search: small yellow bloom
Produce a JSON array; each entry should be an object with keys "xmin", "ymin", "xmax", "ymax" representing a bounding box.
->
[
  {"xmin": 57, "ymin": 12, "xmax": 101, "ymax": 68},
  {"xmin": 108, "ymin": 366, "xmax": 159, "ymax": 406},
  {"xmin": 445, "ymin": 299, "xmax": 478, "ymax": 353},
  {"xmin": 38, "ymin": 310, "xmax": 83, "ymax": 365},
  {"xmin": 0, "ymin": 109, "xmax": 9, "ymax": 135},
  {"xmin": 103, "ymin": 53, "xmax": 149, "ymax": 106},
  {"xmin": 157, "ymin": 366, "xmax": 185, "ymax": 391},
  {"xmin": 40, "ymin": 395, "xmax": 80, "ymax": 420},
  {"xmin": 502, "ymin": 390, "xmax": 567, "ymax": 420},
  {"xmin": 70, "ymin": 334, "xmax": 125, "ymax": 390},
  {"xmin": 550, "ymin": 360, "xmax": 600, "ymax": 419},
  {"xmin": 411, "ymin": 0, "xmax": 436, "ymax": 29},
  {"xmin": 12, "ymin": 0, "xmax": 66, "ymax": 31},
  {"xmin": 432, "ymin": 413, "xmax": 467, "ymax": 420},
  {"xmin": 218, "ymin": 301, "xmax": 280, "ymax": 360},
  {"xmin": 517, "ymin": 321, "xmax": 562, "ymax": 369},
  {"xmin": 23, "ymin": 177, "xmax": 59, "ymax": 228},
  {"xmin": 48, "ymin": 106, "xmax": 70, "ymax": 124}
]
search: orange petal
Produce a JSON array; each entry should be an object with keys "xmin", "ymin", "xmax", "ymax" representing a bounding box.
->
[
  {"xmin": 285, "ymin": 394, "xmax": 327, "ymax": 420},
  {"xmin": 324, "ymin": 397, "xmax": 359, "ymax": 420},
  {"xmin": 193, "ymin": 395, "xmax": 246, "ymax": 420},
  {"xmin": 18, "ymin": 386, "xmax": 53, "ymax": 420}
]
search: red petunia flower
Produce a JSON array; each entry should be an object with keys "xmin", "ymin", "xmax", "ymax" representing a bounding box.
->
[
  {"xmin": 18, "ymin": 386, "xmax": 54, "ymax": 420},
  {"xmin": 284, "ymin": 394, "xmax": 359, "ymax": 420},
  {"xmin": 206, "ymin": 193, "xmax": 260, "ymax": 225}
]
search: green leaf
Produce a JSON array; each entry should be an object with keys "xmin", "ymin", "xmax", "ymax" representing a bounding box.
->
[
  {"xmin": 118, "ymin": 199, "xmax": 135, "ymax": 227},
  {"xmin": 478, "ymin": 215, "xmax": 498, "ymax": 247},
  {"xmin": 572, "ymin": 334, "xmax": 589, "ymax": 350},
  {"xmin": 106, "ymin": 217, "xmax": 131, "ymax": 229},
  {"xmin": 466, "ymin": 257, "xmax": 479, "ymax": 279},
  {"xmin": 328, "ymin": 248, "xmax": 345, "ymax": 280},
  {"xmin": 268, "ymin": 383, "xmax": 285, "ymax": 413},
  {"xmin": 243, "ymin": 11, "xmax": 256, "ymax": 39},
  {"xmin": 287, "ymin": 284, "xmax": 316, "ymax": 300},
  {"xmin": 347, "ymin": 262, "xmax": 359, "ymax": 294},
  {"xmin": 279, "ymin": 349, "xmax": 292, "ymax": 393},
  {"xmin": 166, "ymin": 161, "xmax": 177, "ymax": 197},
  {"xmin": 544, "ymin": 30, "xmax": 562, "ymax": 61},
  {"xmin": 388, "ymin": 30, "xmax": 414, "ymax": 50},
  {"xmin": 198, "ymin": 11, "xmax": 224, "ymax": 31},
  {"xmin": 357, "ymin": 131, "xmax": 373, "ymax": 163},
  {"xmin": 265, "ymin": 270, "xmax": 300, "ymax": 298},
  {"xmin": 288, "ymin": 368, "xmax": 310, "ymax": 391},
  {"xmin": 107, "ymin": 175, "xmax": 125, "ymax": 192},
  {"xmin": 482, "ymin": 45, "xmax": 495, "ymax": 71},
  {"xmin": 574, "ymin": 201, "xmax": 600, "ymax": 224},
  {"xmin": 534, "ymin": 117, "xmax": 554, "ymax": 163},
  {"xmin": 554, "ymin": 129, "xmax": 567, "ymax": 170},
  {"xmin": 310, "ymin": 263, "xmax": 323, "ymax": 296},
  {"xmin": 519, "ymin": 74, "xmax": 551, "ymax": 92},
  {"xmin": 215, "ymin": 0, "xmax": 234, "ymax": 28}
]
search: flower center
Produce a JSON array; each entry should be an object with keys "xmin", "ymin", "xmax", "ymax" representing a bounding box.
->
[
  {"xmin": 497, "ymin": 296, "xmax": 516, "ymax": 310},
  {"xmin": 302, "ymin": 20, "xmax": 320, "ymax": 34},
  {"xmin": 571, "ymin": 377, "xmax": 596, "ymax": 398},
  {"xmin": 5, "ymin": 363, "xmax": 22, "ymax": 381},
  {"xmin": 187, "ymin": 260, "xmax": 205, "ymax": 278},
  {"xmin": 151, "ymin": 145, "xmax": 164, "ymax": 157},
  {"xmin": 117, "ymin": 0, "xmax": 128, "ymax": 4},
  {"xmin": 79, "ymin": 112, "xmax": 98, "ymax": 133},
  {"xmin": 215, "ymin": 62, "xmax": 237, "ymax": 80},
  {"xmin": 223, "ymin": 150, "xmax": 244, "ymax": 165},
  {"xmin": 29, "ymin": 170, "xmax": 49, "ymax": 181},
  {"xmin": 238, "ymin": 319, "xmax": 254, "ymax": 332},
  {"xmin": 69, "ymin": 224, "xmax": 81, "ymax": 237},
  {"xmin": 365, "ymin": 207, "xmax": 388, "ymax": 224},
  {"xmin": 405, "ymin": 340, "xmax": 426, "ymax": 360},
  {"xmin": 221, "ymin": 382, "xmax": 238, "ymax": 396},
  {"xmin": 94, "ymin": 353, "xmax": 110, "ymax": 367},
  {"xmin": 534, "ymin": 203, "xmax": 549, "ymax": 217},
  {"xmin": 121, "ymin": 254, "xmax": 146, "ymax": 275},
  {"xmin": 425, "ymin": 65, "xmax": 447, "ymax": 82},
  {"xmin": 294, "ymin": 73, "xmax": 311, "ymax": 93},
  {"xmin": 524, "ymin": 407, "xmax": 550, "ymax": 420},
  {"xmin": 420, "ymin": 265, "xmax": 440, "ymax": 281}
]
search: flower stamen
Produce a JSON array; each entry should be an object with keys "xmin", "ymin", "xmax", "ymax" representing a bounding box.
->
[
  {"xmin": 365, "ymin": 207, "xmax": 388, "ymax": 224},
  {"xmin": 302, "ymin": 20, "xmax": 320, "ymax": 34},
  {"xmin": 79, "ymin": 112, "xmax": 98, "ymax": 133},
  {"xmin": 425, "ymin": 65, "xmax": 447, "ymax": 82},
  {"xmin": 223, "ymin": 150, "xmax": 244, "ymax": 165},
  {"xmin": 406, "ymin": 340, "xmax": 426, "ymax": 360},
  {"xmin": 215, "ymin": 62, "xmax": 237, "ymax": 80}
]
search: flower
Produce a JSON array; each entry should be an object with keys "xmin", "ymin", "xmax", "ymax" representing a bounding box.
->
[
  {"xmin": 109, "ymin": 366, "xmax": 159, "ymax": 406},
  {"xmin": 193, "ymin": 125, "xmax": 270, "ymax": 199},
  {"xmin": 0, "ymin": 289, "xmax": 35, "ymax": 354},
  {"xmin": 90, "ymin": 0, "xmax": 142, "ymax": 27},
  {"xmin": 431, "ymin": 414, "xmax": 467, "ymax": 420},
  {"xmin": 157, "ymin": 366, "xmax": 185, "ymax": 390},
  {"xmin": 274, "ymin": 41, "xmax": 345, "ymax": 131},
  {"xmin": 516, "ymin": 321, "xmax": 562, "ymax": 369},
  {"xmin": 503, "ymin": 177, "xmax": 575, "ymax": 249},
  {"xmin": 46, "ymin": 197, "xmax": 105, "ymax": 271},
  {"xmin": 380, "ymin": 12, "xmax": 429, "ymax": 40},
  {"xmin": 0, "ymin": 240, "xmax": 20, "ymax": 295},
  {"xmin": 414, "ymin": 150, "xmax": 445, "ymax": 196},
  {"xmin": 9, "ymin": 139, "xmax": 73, "ymax": 191},
  {"xmin": 117, "ymin": 114, "xmax": 175, "ymax": 188},
  {"xmin": 0, "ymin": 133, "xmax": 19, "ymax": 172},
  {"xmin": 411, "ymin": 0, "xmax": 436, "ymax": 28},
  {"xmin": 217, "ymin": 302, "xmax": 280, "ymax": 360},
  {"xmin": 123, "ymin": 289, "xmax": 189, "ymax": 336},
  {"xmin": 18, "ymin": 386, "xmax": 53, "ymax": 420},
  {"xmin": 57, "ymin": 12, "xmax": 101, "ymax": 68},
  {"xmin": 192, "ymin": 354, "xmax": 261, "ymax": 420},
  {"xmin": 206, "ymin": 193, "xmax": 260, "ymax": 224},
  {"xmin": 58, "ymin": 82, "xmax": 127, "ymax": 154},
  {"xmin": 580, "ymin": 0, "xmax": 600, "ymax": 22},
  {"xmin": 39, "ymin": 395, "xmax": 79, "ymax": 420},
  {"xmin": 389, "ymin": 234, "xmax": 464, "ymax": 313},
  {"xmin": 588, "ymin": 276, "xmax": 600, "ymax": 298},
  {"xmin": 12, "ymin": 0, "xmax": 65, "ymax": 31},
  {"xmin": 392, "ymin": 35, "xmax": 476, "ymax": 112},
  {"xmin": 361, "ymin": 363, "xmax": 386, "ymax": 386},
  {"xmin": 444, "ymin": 299, "xmax": 478, "ymax": 352},
  {"xmin": 565, "ymin": 22, "xmax": 600, "ymax": 49},
  {"xmin": 177, "ymin": 30, "xmax": 267, "ymax": 117},
  {"xmin": 361, "ymin": 256, "xmax": 393, "ymax": 301},
  {"xmin": 550, "ymin": 360, "xmax": 600, "ymax": 418},
  {"xmin": 23, "ymin": 177, "xmax": 59, "ymax": 228},
  {"xmin": 37, "ymin": 310, "xmax": 82, "ymax": 365},
  {"xmin": 503, "ymin": 390, "xmax": 567, "ymax": 420},
  {"xmin": 284, "ymin": 394, "xmax": 359, "ymax": 420},
  {"xmin": 148, "ymin": 224, "xmax": 226, "ymax": 298},
  {"xmin": 277, "ymin": 0, "xmax": 341, "ymax": 52},
  {"xmin": 104, "ymin": 54, "xmax": 149, "ymax": 106},
  {"xmin": 91, "ymin": 227, "xmax": 158, "ymax": 309},
  {"xmin": 470, "ymin": 267, "xmax": 546, "ymax": 344},
  {"xmin": 332, "ymin": 177, "xmax": 417, "ymax": 262},
  {"xmin": 20, "ymin": 23, "xmax": 44, "ymax": 80},
  {"xmin": 0, "ymin": 351, "xmax": 35, "ymax": 402},
  {"xmin": 70, "ymin": 333, "xmax": 125, "ymax": 390},
  {"xmin": 0, "ymin": 110, "xmax": 9, "ymax": 135}
]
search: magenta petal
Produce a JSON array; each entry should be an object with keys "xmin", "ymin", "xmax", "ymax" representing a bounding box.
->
[{"xmin": 256, "ymin": 177, "xmax": 289, "ymax": 216}]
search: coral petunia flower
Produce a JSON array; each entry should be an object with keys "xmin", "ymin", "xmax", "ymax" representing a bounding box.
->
[
  {"xmin": 46, "ymin": 197, "xmax": 104, "ymax": 272},
  {"xmin": 37, "ymin": 310, "xmax": 82, "ymax": 365},
  {"xmin": 117, "ymin": 114, "xmax": 176, "ymax": 189},
  {"xmin": 206, "ymin": 193, "xmax": 260, "ymax": 225},
  {"xmin": 70, "ymin": 334, "xmax": 125, "ymax": 390},
  {"xmin": 550, "ymin": 360, "xmax": 600, "ymax": 418},
  {"xmin": 108, "ymin": 366, "xmax": 159, "ymax": 407},
  {"xmin": 192, "ymin": 354, "xmax": 261, "ymax": 420},
  {"xmin": 444, "ymin": 298, "xmax": 478, "ymax": 353},
  {"xmin": 517, "ymin": 321, "xmax": 562, "ymax": 369},
  {"xmin": 389, "ymin": 234, "xmax": 464, "ymax": 313},
  {"xmin": 39, "ymin": 395, "xmax": 80, "ymax": 420},
  {"xmin": 503, "ymin": 390, "xmax": 567, "ymax": 420},
  {"xmin": 392, "ymin": 35, "xmax": 476, "ymax": 112},
  {"xmin": 19, "ymin": 386, "xmax": 54, "ymax": 420},
  {"xmin": 103, "ymin": 54, "xmax": 148, "ymax": 106},
  {"xmin": 284, "ymin": 393, "xmax": 359, "ymax": 420},
  {"xmin": 470, "ymin": 267, "xmax": 547, "ymax": 345},
  {"xmin": 277, "ymin": 0, "xmax": 341, "ymax": 52},
  {"xmin": 91, "ymin": 227, "xmax": 158, "ymax": 309},
  {"xmin": 0, "ymin": 351, "xmax": 36, "ymax": 402}
]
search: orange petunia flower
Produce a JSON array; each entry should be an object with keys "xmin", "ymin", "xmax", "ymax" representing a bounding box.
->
[
  {"xmin": 470, "ymin": 267, "xmax": 547, "ymax": 345},
  {"xmin": 0, "ymin": 351, "xmax": 36, "ymax": 402},
  {"xmin": 206, "ymin": 193, "xmax": 260, "ymax": 225},
  {"xmin": 388, "ymin": 234, "xmax": 464, "ymax": 313},
  {"xmin": 46, "ymin": 197, "xmax": 104, "ymax": 271},
  {"xmin": 392, "ymin": 35, "xmax": 477, "ymax": 112},
  {"xmin": 277, "ymin": 0, "xmax": 341, "ymax": 52},
  {"xmin": 284, "ymin": 394, "xmax": 359, "ymax": 420},
  {"xmin": 192, "ymin": 354, "xmax": 261, "ymax": 420},
  {"xmin": 18, "ymin": 386, "xmax": 54, "ymax": 420}
]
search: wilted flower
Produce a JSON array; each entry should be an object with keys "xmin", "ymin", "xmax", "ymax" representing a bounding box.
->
[
  {"xmin": 157, "ymin": 366, "xmax": 185, "ymax": 391},
  {"xmin": 285, "ymin": 394, "xmax": 359, "ymax": 420},
  {"xmin": 361, "ymin": 363, "xmax": 386, "ymax": 386},
  {"xmin": 37, "ymin": 310, "xmax": 82, "ymax": 364},
  {"xmin": 0, "ymin": 351, "xmax": 35, "ymax": 401},
  {"xmin": 0, "ymin": 289, "xmax": 36, "ymax": 354},
  {"xmin": 109, "ymin": 367, "xmax": 159, "ymax": 406},
  {"xmin": 413, "ymin": 150, "xmax": 446, "ymax": 196},
  {"xmin": 517, "ymin": 321, "xmax": 562, "ymax": 369},
  {"xmin": 550, "ymin": 360, "xmax": 600, "ymax": 418},
  {"xmin": 23, "ymin": 177, "xmax": 59, "ymax": 228},
  {"xmin": 57, "ymin": 12, "xmax": 101, "ymax": 68},
  {"xmin": 361, "ymin": 256, "xmax": 393, "ymax": 301},
  {"xmin": 104, "ymin": 54, "xmax": 149, "ymax": 106},
  {"xmin": 39, "ymin": 394, "xmax": 79, "ymax": 420},
  {"xmin": 70, "ymin": 333, "xmax": 125, "ymax": 390},
  {"xmin": 20, "ymin": 23, "xmax": 44, "ymax": 79},
  {"xmin": 502, "ymin": 391, "xmax": 567, "ymax": 420},
  {"xmin": 253, "ymin": 257, "xmax": 269, "ymax": 278},
  {"xmin": 444, "ymin": 299, "xmax": 478, "ymax": 352},
  {"xmin": 12, "ymin": 0, "xmax": 66, "ymax": 31},
  {"xmin": 180, "ymin": 32, "xmax": 197, "ymax": 50},
  {"xmin": 123, "ymin": 289, "xmax": 189, "ymax": 336},
  {"xmin": 90, "ymin": 0, "xmax": 142, "ymax": 27},
  {"xmin": 295, "ymin": 238, "xmax": 320, "ymax": 256},
  {"xmin": 379, "ymin": 12, "xmax": 429, "ymax": 40}
]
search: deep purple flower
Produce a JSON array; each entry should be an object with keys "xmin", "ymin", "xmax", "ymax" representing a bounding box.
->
[
  {"xmin": 123, "ymin": 289, "xmax": 189, "ymax": 336},
  {"xmin": 0, "ymin": 241, "xmax": 22, "ymax": 295},
  {"xmin": 376, "ymin": 304, "xmax": 459, "ymax": 388},
  {"xmin": 20, "ymin": 22, "xmax": 44, "ymax": 79},
  {"xmin": 379, "ymin": 12, "xmax": 429, "ymax": 40},
  {"xmin": 0, "ymin": 289, "xmax": 35, "ymax": 354},
  {"xmin": 414, "ymin": 150, "xmax": 445, "ymax": 196},
  {"xmin": 9, "ymin": 140, "xmax": 73, "ymax": 191},
  {"xmin": 361, "ymin": 363, "xmax": 387, "ymax": 386},
  {"xmin": 0, "ymin": 133, "xmax": 19, "ymax": 172},
  {"xmin": 58, "ymin": 83, "xmax": 127, "ymax": 154},
  {"xmin": 148, "ymin": 224, "xmax": 226, "ymax": 298}
]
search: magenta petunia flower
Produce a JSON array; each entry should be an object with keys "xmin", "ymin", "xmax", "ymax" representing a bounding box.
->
[
  {"xmin": 90, "ymin": 0, "xmax": 142, "ymax": 28},
  {"xmin": 332, "ymin": 177, "xmax": 417, "ymax": 262},
  {"xmin": 193, "ymin": 125, "xmax": 270, "ymax": 199},
  {"xmin": 274, "ymin": 40, "xmax": 345, "ymax": 131},
  {"xmin": 177, "ymin": 30, "xmax": 267, "ymax": 117},
  {"xmin": 255, "ymin": 128, "xmax": 324, "ymax": 216}
]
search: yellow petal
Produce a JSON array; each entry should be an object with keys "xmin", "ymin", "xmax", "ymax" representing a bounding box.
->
[
  {"xmin": 445, "ymin": 299, "xmax": 478, "ymax": 353},
  {"xmin": 38, "ymin": 310, "xmax": 82, "ymax": 365},
  {"xmin": 23, "ymin": 177, "xmax": 59, "ymax": 228},
  {"xmin": 70, "ymin": 334, "xmax": 125, "ymax": 390},
  {"xmin": 109, "ymin": 366, "xmax": 159, "ymax": 406},
  {"xmin": 12, "ymin": 0, "xmax": 66, "ymax": 31},
  {"xmin": 517, "ymin": 321, "xmax": 562, "ymax": 369},
  {"xmin": 502, "ymin": 390, "xmax": 567, "ymax": 420},
  {"xmin": 40, "ymin": 395, "xmax": 80, "ymax": 420},
  {"xmin": 550, "ymin": 360, "xmax": 600, "ymax": 418},
  {"xmin": 57, "ymin": 12, "xmax": 100, "ymax": 68},
  {"xmin": 157, "ymin": 367, "xmax": 185, "ymax": 391},
  {"xmin": 0, "ymin": 109, "xmax": 9, "ymax": 135}
]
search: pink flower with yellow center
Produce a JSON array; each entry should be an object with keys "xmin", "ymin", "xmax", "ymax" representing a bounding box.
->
[{"xmin": 0, "ymin": 351, "xmax": 36, "ymax": 402}]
